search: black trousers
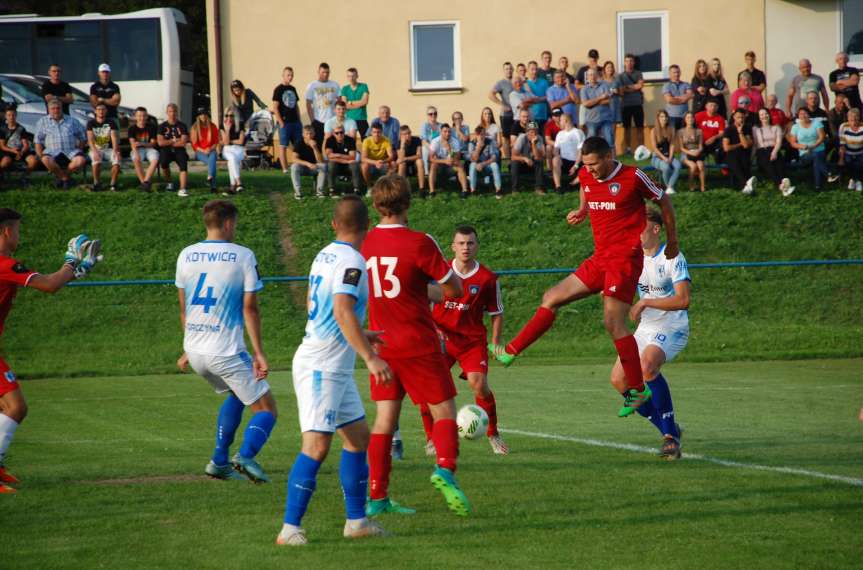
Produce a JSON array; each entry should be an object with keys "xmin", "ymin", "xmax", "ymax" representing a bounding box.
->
[
  {"xmin": 725, "ymin": 149, "xmax": 751, "ymax": 189},
  {"xmin": 511, "ymin": 159, "xmax": 543, "ymax": 190},
  {"xmin": 756, "ymin": 148, "xmax": 785, "ymax": 186}
]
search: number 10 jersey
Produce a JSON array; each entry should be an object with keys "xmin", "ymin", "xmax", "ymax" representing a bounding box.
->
[
  {"xmin": 360, "ymin": 224, "xmax": 453, "ymax": 360},
  {"xmin": 175, "ymin": 240, "xmax": 263, "ymax": 356}
]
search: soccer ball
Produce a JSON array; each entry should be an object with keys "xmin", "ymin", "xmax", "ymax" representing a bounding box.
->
[{"xmin": 457, "ymin": 405, "xmax": 489, "ymax": 440}]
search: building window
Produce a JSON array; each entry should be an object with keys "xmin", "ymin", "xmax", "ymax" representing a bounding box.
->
[
  {"xmin": 617, "ymin": 11, "xmax": 669, "ymax": 81},
  {"xmin": 842, "ymin": 0, "xmax": 863, "ymax": 63},
  {"xmin": 409, "ymin": 21, "xmax": 461, "ymax": 90}
]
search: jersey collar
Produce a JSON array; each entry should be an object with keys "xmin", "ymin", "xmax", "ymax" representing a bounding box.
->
[
  {"xmin": 451, "ymin": 259, "xmax": 480, "ymax": 279},
  {"xmin": 376, "ymin": 224, "xmax": 406, "ymax": 229},
  {"xmin": 651, "ymin": 243, "xmax": 667, "ymax": 258},
  {"xmin": 332, "ymin": 240, "xmax": 352, "ymax": 246},
  {"xmin": 596, "ymin": 161, "xmax": 623, "ymax": 183},
  {"xmin": 200, "ymin": 240, "xmax": 229, "ymax": 243}
]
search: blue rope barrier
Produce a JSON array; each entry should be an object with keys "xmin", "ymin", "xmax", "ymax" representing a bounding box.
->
[{"xmin": 66, "ymin": 259, "xmax": 863, "ymax": 287}]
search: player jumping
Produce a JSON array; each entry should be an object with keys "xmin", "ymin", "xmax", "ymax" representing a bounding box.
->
[
  {"xmin": 610, "ymin": 208, "xmax": 690, "ymax": 459},
  {"xmin": 425, "ymin": 225, "xmax": 508, "ymax": 455},
  {"xmin": 361, "ymin": 174, "xmax": 471, "ymax": 517},
  {"xmin": 490, "ymin": 136, "xmax": 680, "ymax": 417},
  {"xmin": 176, "ymin": 200, "xmax": 277, "ymax": 483},
  {"xmin": 0, "ymin": 208, "xmax": 101, "ymax": 494},
  {"xmin": 277, "ymin": 196, "xmax": 392, "ymax": 545}
]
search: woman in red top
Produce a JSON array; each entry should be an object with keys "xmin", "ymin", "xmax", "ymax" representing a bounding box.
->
[{"xmin": 190, "ymin": 107, "xmax": 220, "ymax": 191}]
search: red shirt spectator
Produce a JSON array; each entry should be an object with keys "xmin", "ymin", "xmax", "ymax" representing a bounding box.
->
[
  {"xmin": 191, "ymin": 122, "xmax": 219, "ymax": 153},
  {"xmin": 695, "ymin": 108, "xmax": 727, "ymax": 142}
]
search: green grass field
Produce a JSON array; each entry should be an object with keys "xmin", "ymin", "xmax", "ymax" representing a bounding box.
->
[{"xmin": 4, "ymin": 360, "xmax": 862, "ymax": 569}]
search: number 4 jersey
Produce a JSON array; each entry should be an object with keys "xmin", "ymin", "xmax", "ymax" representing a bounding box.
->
[
  {"xmin": 296, "ymin": 240, "xmax": 369, "ymax": 374},
  {"xmin": 360, "ymin": 224, "xmax": 453, "ymax": 360},
  {"xmin": 175, "ymin": 241, "xmax": 263, "ymax": 356}
]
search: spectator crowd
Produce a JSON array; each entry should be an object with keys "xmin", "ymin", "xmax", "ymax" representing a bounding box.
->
[{"xmin": 1, "ymin": 49, "xmax": 861, "ymax": 197}]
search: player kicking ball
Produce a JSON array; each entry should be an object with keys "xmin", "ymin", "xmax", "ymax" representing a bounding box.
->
[
  {"xmin": 361, "ymin": 174, "xmax": 471, "ymax": 517},
  {"xmin": 490, "ymin": 136, "xmax": 680, "ymax": 417},
  {"xmin": 425, "ymin": 225, "xmax": 508, "ymax": 455},
  {"xmin": 0, "ymin": 208, "xmax": 101, "ymax": 494},
  {"xmin": 176, "ymin": 200, "xmax": 277, "ymax": 483},
  {"xmin": 610, "ymin": 209, "xmax": 690, "ymax": 460},
  {"xmin": 277, "ymin": 196, "xmax": 392, "ymax": 545}
]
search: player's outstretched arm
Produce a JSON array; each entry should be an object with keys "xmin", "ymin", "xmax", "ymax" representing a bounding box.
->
[
  {"xmin": 27, "ymin": 264, "xmax": 76, "ymax": 294},
  {"xmin": 658, "ymin": 193, "xmax": 680, "ymax": 258},
  {"xmin": 243, "ymin": 292, "xmax": 268, "ymax": 379},
  {"xmin": 333, "ymin": 293, "xmax": 393, "ymax": 385},
  {"xmin": 440, "ymin": 273, "xmax": 463, "ymax": 299}
]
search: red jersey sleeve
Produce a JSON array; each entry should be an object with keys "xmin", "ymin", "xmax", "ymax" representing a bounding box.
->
[
  {"xmin": 0, "ymin": 257, "xmax": 37, "ymax": 287},
  {"xmin": 417, "ymin": 234, "xmax": 453, "ymax": 283},
  {"xmin": 633, "ymin": 168, "xmax": 664, "ymax": 201},
  {"xmin": 484, "ymin": 274, "xmax": 504, "ymax": 315}
]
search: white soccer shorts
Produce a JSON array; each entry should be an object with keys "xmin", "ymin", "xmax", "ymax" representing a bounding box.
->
[
  {"xmin": 90, "ymin": 148, "xmax": 120, "ymax": 166},
  {"xmin": 291, "ymin": 355, "xmax": 365, "ymax": 433},
  {"xmin": 187, "ymin": 351, "xmax": 270, "ymax": 406},
  {"xmin": 634, "ymin": 325, "xmax": 689, "ymax": 362},
  {"xmin": 131, "ymin": 148, "xmax": 159, "ymax": 163}
]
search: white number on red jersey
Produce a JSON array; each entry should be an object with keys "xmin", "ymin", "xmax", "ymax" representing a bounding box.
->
[{"xmin": 366, "ymin": 256, "xmax": 401, "ymax": 298}]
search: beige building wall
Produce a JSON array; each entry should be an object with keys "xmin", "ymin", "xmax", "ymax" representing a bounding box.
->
[
  {"xmin": 765, "ymin": 0, "xmax": 842, "ymax": 110},
  {"xmin": 208, "ymin": 0, "xmax": 764, "ymax": 133}
]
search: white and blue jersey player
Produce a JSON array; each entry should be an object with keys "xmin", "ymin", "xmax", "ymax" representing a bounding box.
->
[
  {"xmin": 175, "ymin": 200, "xmax": 278, "ymax": 483},
  {"xmin": 279, "ymin": 196, "xmax": 392, "ymax": 546},
  {"xmin": 611, "ymin": 208, "xmax": 690, "ymax": 460}
]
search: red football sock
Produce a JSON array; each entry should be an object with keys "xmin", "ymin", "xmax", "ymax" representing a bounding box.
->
[
  {"xmin": 506, "ymin": 306, "xmax": 556, "ymax": 355},
  {"xmin": 475, "ymin": 392, "xmax": 498, "ymax": 436},
  {"xmin": 614, "ymin": 335, "xmax": 645, "ymax": 391},
  {"xmin": 368, "ymin": 433, "xmax": 393, "ymax": 500},
  {"xmin": 419, "ymin": 403, "xmax": 434, "ymax": 441},
  {"xmin": 432, "ymin": 418, "xmax": 459, "ymax": 472}
]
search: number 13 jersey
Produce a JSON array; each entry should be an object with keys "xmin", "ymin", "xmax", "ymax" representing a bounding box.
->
[
  {"xmin": 175, "ymin": 240, "xmax": 263, "ymax": 356},
  {"xmin": 360, "ymin": 224, "xmax": 453, "ymax": 360}
]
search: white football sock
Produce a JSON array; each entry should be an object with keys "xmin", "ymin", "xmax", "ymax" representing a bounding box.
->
[{"xmin": 0, "ymin": 413, "xmax": 20, "ymax": 463}]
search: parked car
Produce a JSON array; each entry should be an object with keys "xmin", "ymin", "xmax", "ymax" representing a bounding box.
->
[{"xmin": 0, "ymin": 73, "xmax": 134, "ymax": 152}]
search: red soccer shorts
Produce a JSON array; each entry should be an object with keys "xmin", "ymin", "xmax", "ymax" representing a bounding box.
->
[
  {"xmin": 573, "ymin": 253, "xmax": 643, "ymax": 304},
  {"xmin": 443, "ymin": 333, "xmax": 489, "ymax": 376},
  {"xmin": 370, "ymin": 351, "xmax": 457, "ymax": 405},
  {"xmin": 0, "ymin": 358, "xmax": 20, "ymax": 397}
]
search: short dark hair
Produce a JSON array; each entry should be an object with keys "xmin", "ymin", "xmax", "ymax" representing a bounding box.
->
[
  {"xmin": 347, "ymin": 67, "xmax": 358, "ymax": 74},
  {"xmin": 134, "ymin": 106, "xmax": 148, "ymax": 114},
  {"xmin": 541, "ymin": 50, "xmax": 551, "ymax": 57},
  {"xmin": 203, "ymin": 200, "xmax": 238, "ymax": 229},
  {"xmin": 646, "ymin": 208, "xmax": 663, "ymax": 226},
  {"xmin": 370, "ymin": 122, "xmax": 382, "ymax": 131},
  {"xmin": 283, "ymin": 66, "xmax": 294, "ymax": 73},
  {"xmin": 454, "ymin": 224, "xmax": 478, "ymax": 241},
  {"xmin": 581, "ymin": 136, "xmax": 612, "ymax": 157},
  {"xmin": 745, "ymin": 50, "xmax": 756, "ymax": 58},
  {"xmin": 4, "ymin": 104, "xmax": 16, "ymax": 113},
  {"xmin": 0, "ymin": 208, "xmax": 22, "ymax": 226},
  {"xmin": 333, "ymin": 195, "xmax": 368, "ymax": 233},
  {"xmin": 399, "ymin": 125, "xmax": 410, "ymax": 132},
  {"xmin": 733, "ymin": 108, "xmax": 748, "ymax": 118},
  {"xmin": 528, "ymin": 60, "xmax": 538, "ymax": 66},
  {"xmin": 624, "ymin": 53, "xmax": 636, "ymax": 60},
  {"xmin": 669, "ymin": 64, "xmax": 680, "ymax": 71},
  {"xmin": 95, "ymin": 102, "xmax": 107, "ymax": 109},
  {"xmin": 588, "ymin": 49, "xmax": 599, "ymax": 59},
  {"xmin": 319, "ymin": 62, "xmax": 330, "ymax": 70},
  {"xmin": 503, "ymin": 61, "xmax": 512, "ymax": 67},
  {"xmin": 335, "ymin": 100, "xmax": 347, "ymax": 108},
  {"xmin": 440, "ymin": 123, "xmax": 451, "ymax": 130}
]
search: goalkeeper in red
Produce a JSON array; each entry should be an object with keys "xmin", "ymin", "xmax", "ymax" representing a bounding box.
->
[
  {"xmin": 0, "ymin": 208, "xmax": 101, "ymax": 493},
  {"xmin": 490, "ymin": 136, "xmax": 679, "ymax": 417},
  {"xmin": 426, "ymin": 225, "xmax": 507, "ymax": 455}
]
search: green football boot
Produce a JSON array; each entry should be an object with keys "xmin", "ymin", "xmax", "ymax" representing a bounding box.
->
[
  {"xmin": 618, "ymin": 385, "xmax": 653, "ymax": 418},
  {"xmin": 365, "ymin": 497, "xmax": 417, "ymax": 517},
  {"xmin": 488, "ymin": 343, "xmax": 517, "ymax": 367},
  {"xmin": 430, "ymin": 467, "xmax": 471, "ymax": 516}
]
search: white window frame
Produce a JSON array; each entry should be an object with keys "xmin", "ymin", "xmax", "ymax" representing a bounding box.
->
[
  {"xmin": 409, "ymin": 20, "xmax": 461, "ymax": 90},
  {"xmin": 616, "ymin": 10, "xmax": 669, "ymax": 81}
]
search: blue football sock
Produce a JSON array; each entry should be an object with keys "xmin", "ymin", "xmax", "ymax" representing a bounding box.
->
[
  {"xmin": 212, "ymin": 393, "xmax": 245, "ymax": 465},
  {"xmin": 646, "ymin": 373, "xmax": 679, "ymax": 439},
  {"xmin": 339, "ymin": 449, "xmax": 369, "ymax": 521},
  {"xmin": 238, "ymin": 411, "xmax": 276, "ymax": 459},
  {"xmin": 635, "ymin": 398, "xmax": 664, "ymax": 435},
  {"xmin": 284, "ymin": 453, "xmax": 321, "ymax": 525}
]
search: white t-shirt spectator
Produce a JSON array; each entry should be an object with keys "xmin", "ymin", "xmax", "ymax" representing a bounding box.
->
[
  {"xmin": 509, "ymin": 90, "xmax": 530, "ymax": 119},
  {"xmin": 429, "ymin": 136, "xmax": 462, "ymax": 160},
  {"xmin": 305, "ymin": 80, "xmax": 340, "ymax": 123},
  {"xmin": 324, "ymin": 116, "xmax": 358, "ymax": 135},
  {"xmin": 554, "ymin": 127, "xmax": 586, "ymax": 162}
]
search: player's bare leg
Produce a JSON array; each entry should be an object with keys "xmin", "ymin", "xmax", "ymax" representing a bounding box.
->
[
  {"xmin": 490, "ymin": 274, "xmax": 594, "ymax": 366},
  {"xmin": 427, "ymin": 397, "xmax": 471, "ymax": 516},
  {"xmin": 602, "ymin": 295, "xmax": 652, "ymax": 417},
  {"xmin": 0, "ymin": 388, "xmax": 27, "ymax": 492},
  {"xmin": 367, "ymin": 398, "xmax": 416, "ymax": 516},
  {"xmin": 466, "ymin": 372, "xmax": 508, "ymax": 454}
]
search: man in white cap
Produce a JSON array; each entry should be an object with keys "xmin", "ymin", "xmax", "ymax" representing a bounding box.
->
[{"xmin": 89, "ymin": 63, "xmax": 122, "ymax": 121}]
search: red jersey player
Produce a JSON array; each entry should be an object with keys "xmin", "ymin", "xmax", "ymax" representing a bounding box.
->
[
  {"xmin": 360, "ymin": 174, "xmax": 471, "ymax": 517},
  {"xmin": 490, "ymin": 136, "xmax": 680, "ymax": 417},
  {"xmin": 425, "ymin": 225, "xmax": 507, "ymax": 455},
  {"xmin": 0, "ymin": 208, "xmax": 101, "ymax": 493}
]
